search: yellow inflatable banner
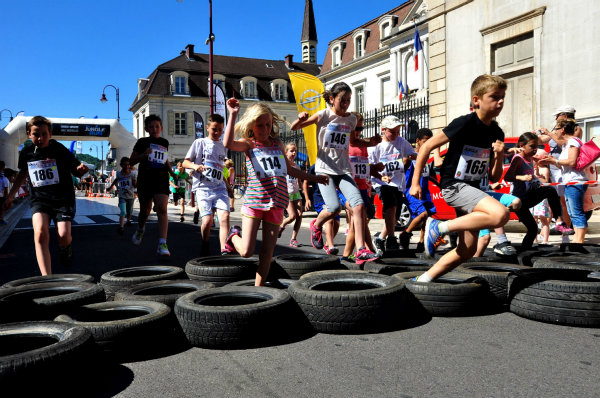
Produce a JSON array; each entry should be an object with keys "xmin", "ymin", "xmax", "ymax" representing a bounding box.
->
[{"xmin": 288, "ymin": 72, "xmax": 326, "ymax": 167}]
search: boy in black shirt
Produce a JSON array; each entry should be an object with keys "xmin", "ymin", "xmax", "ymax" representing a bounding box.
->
[
  {"xmin": 409, "ymin": 75, "xmax": 509, "ymax": 281},
  {"xmin": 129, "ymin": 114, "xmax": 175, "ymax": 256},
  {"xmin": 4, "ymin": 116, "xmax": 89, "ymax": 275}
]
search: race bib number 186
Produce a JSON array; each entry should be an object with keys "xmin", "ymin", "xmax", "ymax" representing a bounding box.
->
[{"xmin": 27, "ymin": 159, "xmax": 60, "ymax": 187}]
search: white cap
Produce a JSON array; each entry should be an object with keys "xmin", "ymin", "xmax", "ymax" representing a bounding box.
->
[
  {"xmin": 553, "ymin": 104, "xmax": 576, "ymax": 116},
  {"xmin": 381, "ymin": 115, "xmax": 402, "ymax": 129}
]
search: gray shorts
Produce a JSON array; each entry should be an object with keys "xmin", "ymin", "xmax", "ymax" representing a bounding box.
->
[{"xmin": 441, "ymin": 182, "xmax": 491, "ymax": 217}]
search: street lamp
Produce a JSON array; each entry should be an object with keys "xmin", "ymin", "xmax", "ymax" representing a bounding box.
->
[
  {"xmin": 177, "ymin": 0, "xmax": 215, "ymax": 113},
  {"xmin": 100, "ymin": 85, "xmax": 120, "ymax": 121},
  {"xmin": 0, "ymin": 109, "xmax": 13, "ymax": 122}
]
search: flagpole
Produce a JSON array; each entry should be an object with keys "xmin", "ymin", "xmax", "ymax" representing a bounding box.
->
[{"xmin": 413, "ymin": 18, "xmax": 428, "ymax": 70}]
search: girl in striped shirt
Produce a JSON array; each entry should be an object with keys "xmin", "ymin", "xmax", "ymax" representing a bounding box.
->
[{"xmin": 223, "ymin": 98, "xmax": 328, "ymax": 286}]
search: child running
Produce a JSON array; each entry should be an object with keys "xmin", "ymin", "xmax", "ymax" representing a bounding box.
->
[
  {"xmin": 503, "ymin": 132, "xmax": 570, "ymax": 248},
  {"xmin": 279, "ymin": 143, "xmax": 304, "ymax": 247},
  {"xmin": 3, "ymin": 116, "xmax": 89, "ymax": 275},
  {"xmin": 401, "ymin": 128, "xmax": 437, "ymax": 252},
  {"xmin": 290, "ymin": 82, "xmax": 381, "ymax": 265},
  {"xmin": 409, "ymin": 74, "xmax": 509, "ymax": 281},
  {"xmin": 169, "ymin": 161, "xmax": 190, "ymax": 222},
  {"xmin": 108, "ymin": 157, "xmax": 136, "ymax": 235},
  {"xmin": 223, "ymin": 99, "xmax": 327, "ymax": 286},
  {"xmin": 182, "ymin": 114, "xmax": 230, "ymax": 256},
  {"xmin": 129, "ymin": 114, "xmax": 175, "ymax": 256}
]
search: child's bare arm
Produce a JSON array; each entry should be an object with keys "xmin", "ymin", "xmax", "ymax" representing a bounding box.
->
[
  {"xmin": 409, "ymin": 132, "xmax": 449, "ymax": 199},
  {"xmin": 3, "ymin": 170, "xmax": 28, "ymax": 209},
  {"xmin": 489, "ymin": 140, "xmax": 505, "ymax": 183},
  {"xmin": 290, "ymin": 112, "xmax": 319, "ymax": 131},
  {"xmin": 224, "ymin": 98, "xmax": 251, "ymax": 152}
]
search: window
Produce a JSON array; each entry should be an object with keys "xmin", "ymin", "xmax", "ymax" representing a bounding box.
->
[
  {"xmin": 352, "ymin": 29, "xmax": 369, "ymax": 60},
  {"xmin": 377, "ymin": 15, "xmax": 396, "ymax": 40},
  {"xmin": 309, "ymin": 46, "xmax": 316, "ymax": 63},
  {"xmin": 331, "ymin": 40, "xmax": 346, "ymax": 68},
  {"xmin": 271, "ymin": 79, "xmax": 288, "ymax": 101},
  {"xmin": 582, "ymin": 117, "xmax": 600, "ymax": 141},
  {"xmin": 240, "ymin": 76, "xmax": 258, "ymax": 99},
  {"xmin": 175, "ymin": 112, "xmax": 186, "ymax": 135},
  {"xmin": 170, "ymin": 71, "xmax": 190, "ymax": 96},
  {"xmin": 381, "ymin": 76, "xmax": 392, "ymax": 107},
  {"xmin": 175, "ymin": 77, "xmax": 186, "ymax": 94},
  {"xmin": 355, "ymin": 86, "xmax": 364, "ymax": 114}
]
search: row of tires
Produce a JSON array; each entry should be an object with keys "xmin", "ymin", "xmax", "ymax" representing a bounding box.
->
[{"xmin": 1, "ymin": 251, "xmax": 599, "ymax": 384}]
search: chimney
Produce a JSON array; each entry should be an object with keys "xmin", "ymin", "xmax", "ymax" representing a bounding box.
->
[
  {"xmin": 185, "ymin": 44, "xmax": 195, "ymax": 60},
  {"xmin": 285, "ymin": 54, "xmax": 294, "ymax": 69}
]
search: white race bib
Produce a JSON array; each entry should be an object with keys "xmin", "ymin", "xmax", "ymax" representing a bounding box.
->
[
  {"xmin": 350, "ymin": 156, "xmax": 369, "ymax": 179},
  {"xmin": 323, "ymin": 123, "xmax": 350, "ymax": 150},
  {"xmin": 202, "ymin": 160, "xmax": 224, "ymax": 182},
  {"xmin": 27, "ymin": 159, "xmax": 60, "ymax": 187},
  {"xmin": 454, "ymin": 145, "xmax": 490, "ymax": 181},
  {"xmin": 412, "ymin": 160, "xmax": 430, "ymax": 178},
  {"xmin": 149, "ymin": 144, "xmax": 168, "ymax": 166},
  {"xmin": 177, "ymin": 178, "xmax": 187, "ymax": 188},
  {"xmin": 250, "ymin": 148, "xmax": 287, "ymax": 179},
  {"xmin": 381, "ymin": 154, "xmax": 403, "ymax": 179}
]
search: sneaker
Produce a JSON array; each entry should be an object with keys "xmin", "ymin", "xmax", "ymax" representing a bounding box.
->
[
  {"xmin": 278, "ymin": 226, "xmax": 285, "ymax": 238},
  {"xmin": 324, "ymin": 246, "xmax": 339, "ymax": 255},
  {"xmin": 415, "ymin": 242, "xmax": 425, "ymax": 253},
  {"xmin": 373, "ymin": 235, "xmax": 385, "ymax": 256},
  {"xmin": 157, "ymin": 242, "xmax": 170, "ymax": 256},
  {"xmin": 493, "ymin": 241, "xmax": 517, "ymax": 256},
  {"xmin": 386, "ymin": 235, "xmax": 400, "ymax": 251},
  {"xmin": 221, "ymin": 250, "xmax": 232, "ymax": 256},
  {"xmin": 59, "ymin": 244, "xmax": 73, "ymax": 266},
  {"xmin": 424, "ymin": 218, "xmax": 444, "ymax": 258},
  {"xmin": 117, "ymin": 226, "xmax": 124, "ymax": 236},
  {"xmin": 193, "ymin": 210, "xmax": 199, "ymax": 225},
  {"xmin": 180, "ymin": 215, "xmax": 185, "ymax": 222},
  {"xmin": 310, "ymin": 219, "xmax": 324, "ymax": 250},
  {"xmin": 132, "ymin": 230, "xmax": 144, "ymax": 245},
  {"xmin": 289, "ymin": 239, "xmax": 300, "ymax": 247},
  {"xmin": 555, "ymin": 223, "xmax": 574, "ymax": 234},
  {"xmin": 399, "ymin": 231, "xmax": 412, "ymax": 250},
  {"xmin": 355, "ymin": 247, "xmax": 379, "ymax": 265},
  {"xmin": 225, "ymin": 225, "xmax": 242, "ymax": 254}
]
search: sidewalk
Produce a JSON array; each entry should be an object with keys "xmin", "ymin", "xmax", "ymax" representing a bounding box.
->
[{"xmin": 0, "ymin": 198, "xmax": 29, "ymax": 248}]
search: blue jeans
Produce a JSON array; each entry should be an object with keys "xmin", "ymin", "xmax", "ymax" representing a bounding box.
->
[{"xmin": 565, "ymin": 185, "xmax": 588, "ymax": 229}]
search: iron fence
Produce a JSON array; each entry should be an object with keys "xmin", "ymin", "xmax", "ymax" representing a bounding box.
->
[{"xmin": 229, "ymin": 94, "xmax": 429, "ymax": 185}]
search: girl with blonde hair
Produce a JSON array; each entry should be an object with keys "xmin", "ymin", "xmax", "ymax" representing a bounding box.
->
[
  {"xmin": 279, "ymin": 142, "xmax": 305, "ymax": 247},
  {"xmin": 223, "ymin": 99, "xmax": 328, "ymax": 286}
]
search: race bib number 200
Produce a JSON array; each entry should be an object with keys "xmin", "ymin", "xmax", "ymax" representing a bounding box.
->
[
  {"xmin": 202, "ymin": 160, "xmax": 224, "ymax": 182},
  {"xmin": 454, "ymin": 145, "xmax": 490, "ymax": 181},
  {"xmin": 27, "ymin": 159, "xmax": 60, "ymax": 187},
  {"xmin": 250, "ymin": 148, "xmax": 287, "ymax": 179}
]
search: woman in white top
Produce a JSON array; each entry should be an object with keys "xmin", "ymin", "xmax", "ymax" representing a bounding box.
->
[{"xmin": 539, "ymin": 119, "xmax": 587, "ymax": 243}]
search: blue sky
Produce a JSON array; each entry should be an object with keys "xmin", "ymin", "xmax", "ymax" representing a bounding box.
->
[{"xmin": 0, "ymin": 0, "xmax": 406, "ymax": 160}]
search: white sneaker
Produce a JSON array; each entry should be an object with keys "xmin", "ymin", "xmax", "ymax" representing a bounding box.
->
[{"xmin": 157, "ymin": 242, "xmax": 170, "ymax": 256}]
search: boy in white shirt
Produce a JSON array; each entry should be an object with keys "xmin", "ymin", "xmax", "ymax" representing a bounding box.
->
[
  {"xmin": 182, "ymin": 114, "xmax": 230, "ymax": 256},
  {"xmin": 369, "ymin": 116, "xmax": 417, "ymax": 251}
]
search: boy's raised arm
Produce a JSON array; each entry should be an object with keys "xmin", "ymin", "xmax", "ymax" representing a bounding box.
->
[{"xmin": 409, "ymin": 132, "xmax": 449, "ymax": 199}]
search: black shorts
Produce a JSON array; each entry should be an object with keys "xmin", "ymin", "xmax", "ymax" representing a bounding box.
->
[
  {"xmin": 137, "ymin": 177, "xmax": 170, "ymax": 202},
  {"xmin": 376, "ymin": 185, "xmax": 404, "ymax": 212},
  {"xmin": 172, "ymin": 192, "xmax": 185, "ymax": 203},
  {"xmin": 30, "ymin": 201, "xmax": 76, "ymax": 222}
]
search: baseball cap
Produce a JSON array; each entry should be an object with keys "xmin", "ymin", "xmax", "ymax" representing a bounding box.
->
[
  {"xmin": 381, "ymin": 115, "xmax": 402, "ymax": 129},
  {"xmin": 553, "ymin": 105, "xmax": 576, "ymax": 116}
]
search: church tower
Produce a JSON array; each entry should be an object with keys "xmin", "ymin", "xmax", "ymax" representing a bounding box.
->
[{"xmin": 301, "ymin": 0, "xmax": 318, "ymax": 64}]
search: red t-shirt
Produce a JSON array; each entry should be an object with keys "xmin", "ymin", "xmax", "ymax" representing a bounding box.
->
[{"xmin": 349, "ymin": 145, "xmax": 369, "ymax": 190}]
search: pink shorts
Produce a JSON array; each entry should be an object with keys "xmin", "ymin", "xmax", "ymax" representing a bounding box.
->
[{"xmin": 242, "ymin": 205, "xmax": 284, "ymax": 225}]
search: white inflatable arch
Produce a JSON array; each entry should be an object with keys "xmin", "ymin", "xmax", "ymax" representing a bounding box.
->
[{"xmin": 0, "ymin": 116, "xmax": 136, "ymax": 169}]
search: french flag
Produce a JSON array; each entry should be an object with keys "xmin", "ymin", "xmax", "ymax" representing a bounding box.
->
[
  {"xmin": 414, "ymin": 24, "xmax": 423, "ymax": 71},
  {"xmin": 398, "ymin": 81, "xmax": 406, "ymax": 101}
]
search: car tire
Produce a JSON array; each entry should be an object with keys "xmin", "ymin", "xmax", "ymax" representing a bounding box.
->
[
  {"xmin": 2, "ymin": 274, "xmax": 95, "ymax": 289},
  {"xmin": 532, "ymin": 255, "xmax": 600, "ymax": 272},
  {"xmin": 288, "ymin": 270, "xmax": 406, "ymax": 334},
  {"xmin": 364, "ymin": 258, "xmax": 435, "ymax": 275},
  {"xmin": 0, "ymin": 321, "xmax": 96, "ymax": 387},
  {"xmin": 100, "ymin": 266, "xmax": 186, "ymax": 300},
  {"xmin": 185, "ymin": 256, "xmax": 258, "ymax": 286},
  {"xmin": 0, "ymin": 282, "xmax": 106, "ymax": 323},
  {"xmin": 175, "ymin": 286, "xmax": 293, "ymax": 347},
  {"xmin": 274, "ymin": 254, "xmax": 342, "ymax": 279},
  {"xmin": 456, "ymin": 262, "xmax": 531, "ymax": 304},
  {"xmin": 114, "ymin": 279, "xmax": 215, "ymax": 308},
  {"xmin": 393, "ymin": 271, "xmax": 490, "ymax": 316},
  {"xmin": 225, "ymin": 279, "xmax": 294, "ymax": 289},
  {"xmin": 508, "ymin": 268, "xmax": 600, "ymax": 326}
]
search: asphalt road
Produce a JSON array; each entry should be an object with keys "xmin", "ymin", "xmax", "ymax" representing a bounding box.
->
[{"xmin": 1, "ymin": 197, "xmax": 599, "ymax": 398}]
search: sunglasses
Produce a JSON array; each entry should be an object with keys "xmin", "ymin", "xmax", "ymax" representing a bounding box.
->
[{"xmin": 355, "ymin": 126, "xmax": 364, "ymax": 132}]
